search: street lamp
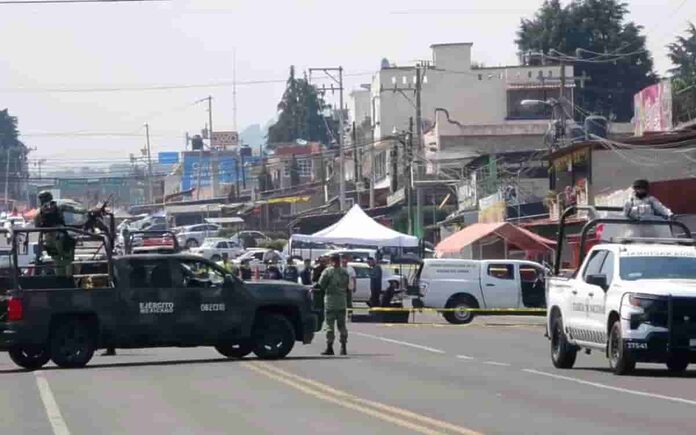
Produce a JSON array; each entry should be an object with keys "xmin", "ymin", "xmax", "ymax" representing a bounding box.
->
[{"xmin": 520, "ymin": 98, "xmax": 565, "ymax": 148}]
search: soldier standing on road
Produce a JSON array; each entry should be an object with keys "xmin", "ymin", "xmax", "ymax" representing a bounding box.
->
[
  {"xmin": 311, "ymin": 256, "xmax": 328, "ymax": 329},
  {"xmin": 317, "ymin": 254, "xmax": 350, "ymax": 356},
  {"xmin": 217, "ymin": 252, "xmax": 238, "ymax": 277},
  {"xmin": 368, "ymin": 257, "xmax": 382, "ymax": 307}
]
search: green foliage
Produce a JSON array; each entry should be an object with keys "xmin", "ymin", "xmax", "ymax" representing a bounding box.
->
[
  {"xmin": 0, "ymin": 109, "xmax": 29, "ymax": 200},
  {"xmin": 668, "ymin": 22, "xmax": 696, "ymax": 91},
  {"xmin": 267, "ymin": 66, "xmax": 336, "ymax": 145},
  {"xmin": 516, "ymin": 0, "xmax": 656, "ymax": 122}
]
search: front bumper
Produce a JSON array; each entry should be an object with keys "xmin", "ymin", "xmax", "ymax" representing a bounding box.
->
[{"xmin": 624, "ymin": 331, "xmax": 696, "ymax": 362}]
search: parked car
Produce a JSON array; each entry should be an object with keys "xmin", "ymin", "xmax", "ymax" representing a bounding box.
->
[
  {"xmin": 230, "ymin": 231, "xmax": 270, "ymax": 249},
  {"xmin": 176, "ymin": 223, "xmax": 221, "ymax": 248},
  {"xmin": 350, "ymin": 262, "xmax": 399, "ymax": 303},
  {"xmin": 190, "ymin": 238, "xmax": 244, "ymax": 261},
  {"xmin": 415, "ymin": 258, "xmax": 547, "ymax": 324}
]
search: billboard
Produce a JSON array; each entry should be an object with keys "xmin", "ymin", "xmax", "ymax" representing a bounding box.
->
[
  {"xmin": 181, "ymin": 152, "xmax": 261, "ymax": 191},
  {"xmin": 211, "ymin": 131, "xmax": 239, "ymax": 149},
  {"xmin": 634, "ymin": 80, "xmax": 673, "ymax": 136},
  {"xmin": 158, "ymin": 152, "xmax": 179, "ymax": 165}
]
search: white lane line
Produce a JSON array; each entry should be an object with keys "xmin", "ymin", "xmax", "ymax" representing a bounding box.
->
[
  {"xmin": 483, "ymin": 361, "xmax": 511, "ymax": 367},
  {"xmin": 523, "ymin": 369, "xmax": 696, "ymax": 406},
  {"xmin": 353, "ymin": 332, "xmax": 446, "ymax": 354},
  {"xmin": 34, "ymin": 372, "xmax": 71, "ymax": 435},
  {"xmin": 456, "ymin": 355, "xmax": 475, "ymax": 360}
]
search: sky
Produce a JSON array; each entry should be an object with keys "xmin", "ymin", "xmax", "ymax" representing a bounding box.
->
[{"xmin": 0, "ymin": 0, "xmax": 693, "ymax": 172}]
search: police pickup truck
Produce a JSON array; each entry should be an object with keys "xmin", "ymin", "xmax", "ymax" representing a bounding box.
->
[
  {"xmin": 547, "ymin": 206, "xmax": 696, "ymax": 375},
  {"xmin": 0, "ymin": 228, "xmax": 318, "ymax": 369}
]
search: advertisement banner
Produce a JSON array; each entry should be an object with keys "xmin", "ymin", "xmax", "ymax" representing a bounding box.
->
[
  {"xmin": 211, "ymin": 131, "xmax": 239, "ymax": 149},
  {"xmin": 478, "ymin": 191, "xmax": 506, "ymax": 223},
  {"xmin": 634, "ymin": 80, "xmax": 673, "ymax": 136}
]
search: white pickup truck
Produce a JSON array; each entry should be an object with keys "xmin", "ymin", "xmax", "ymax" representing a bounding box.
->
[
  {"xmin": 416, "ymin": 259, "xmax": 547, "ymax": 324},
  {"xmin": 547, "ymin": 206, "xmax": 696, "ymax": 375}
]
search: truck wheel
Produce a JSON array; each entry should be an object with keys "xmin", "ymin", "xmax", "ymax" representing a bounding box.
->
[
  {"xmin": 443, "ymin": 296, "xmax": 475, "ymax": 324},
  {"xmin": 215, "ymin": 340, "xmax": 253, "ymax": 359},
  {"xmin": 186, "ymin": 239, "xmax": 199, "ymax": 248},
  {"xmin": 252, "ymin": 314, "xmax": 296, "ymax": 360},
  {"xmin": 550, "ymin": 315, "xmax": 577, "ymax": 369},
  {"xmin": 608, "ymin": 320, "xmax": 635, "ymax": 375},
  {"xmin": 8, "ymin": 346, "xmax": 50, "ymax": 370},
  {"xmin": 666, "ymin": 352, "xmax": 689, "ymax": 373},
  {"xmin": 49, "ymin": 318, "xmax": 96, "ymax": 368},
  {"xmin": 211, "ymin": 254, "xmax": 221, "ymax": 262}
]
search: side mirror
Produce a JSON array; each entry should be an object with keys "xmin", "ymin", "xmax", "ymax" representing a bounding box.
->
[{"xmin": 586, "ymin": 274, "xmax": 608, "ymax": 291}]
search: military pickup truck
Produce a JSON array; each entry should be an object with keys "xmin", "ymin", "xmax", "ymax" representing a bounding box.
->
[{"xmin": 0, "ymin": 228, "xmax": 318, "ymax": 369}]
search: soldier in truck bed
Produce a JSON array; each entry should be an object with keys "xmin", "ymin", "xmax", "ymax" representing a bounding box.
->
[{"xmin": 33, "ymin": 191, "xmax": 86, "ymax": 277}]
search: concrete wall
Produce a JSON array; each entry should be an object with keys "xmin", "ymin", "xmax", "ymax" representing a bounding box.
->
[
  {"xmin": 349, "ymin": 88, "xmax": 371, "ymax": 125},
  {"xmin": 590, "ymin": 148, "xmax": 696, "ymax": 199}
]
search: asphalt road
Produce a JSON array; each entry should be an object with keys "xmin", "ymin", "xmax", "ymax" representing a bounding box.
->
[{"xmin": 3, "ymin": 316, "xmax": 696, "ymax": 434}]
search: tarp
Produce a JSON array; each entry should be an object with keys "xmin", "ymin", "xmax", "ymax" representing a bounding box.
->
[
  {"xmin": 205, "ymin": 217, "xmax": 244, "ymax": 224},
  {"xmin": 435, "ymin": 222, "xmax": 555, "ymax": 257},
  {"xmin": 292, "ymin": 204, "xmax": 419, "ymax": 247}
]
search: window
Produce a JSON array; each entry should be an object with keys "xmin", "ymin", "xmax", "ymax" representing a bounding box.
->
[
  {"xmin": 178, "ymin": 259, "xmax": 225, "ymax": 287},
  {"xmin": 488, "ymin": 264, "xmax": 514, "ymax": 280},
  {"xmin": 297, "ymin": 159, "xmax": 312, "ymax": 177},
  {"xmin": 374, "ymin": 151, "xmax": 386, "ymax": 180},
  {"xmin": 528, "ymin": 71, "xmax": 532, "ymax": 78},
  {"xmin": 583, "ymin": 251, "xmax": 608, "ymax": 280},
  {"xmin": 520, "ymin": 267, "xmax": 542, "ymax": 283},
  {"xmin": 478, "ymin": 74, "xmax": 482, "ymax": 81},
  {"xmin": 125, "ymin": 259, "xmax": 172, "ymax": 288},
  {"xmin": 547, "ymin": 70, "xmax": 553, "ymax": 78},
  {"xmin": 600, "ymin": 252, "xmax": 614, "ymax": 285},
  {"xmin": 216, "ymin": 241, "xmax": 228, "ymax": 249},
  {"xmin": 353, "ymin": 267, "xmax": 371, "ymax": 279}
]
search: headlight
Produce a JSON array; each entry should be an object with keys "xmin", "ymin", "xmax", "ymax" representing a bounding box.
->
[{"xmin": 627, "ymin": 293, "xmax": 666, "ymax": 310}]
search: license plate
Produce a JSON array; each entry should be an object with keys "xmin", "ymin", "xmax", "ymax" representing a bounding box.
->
[{"xmin": 690, "ymin": 339, "xmax": 696, "ymax": 347}]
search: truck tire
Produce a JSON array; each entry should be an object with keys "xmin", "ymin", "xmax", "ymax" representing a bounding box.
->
[
  {"xmin": 215, "ymin": 340, "xmax": 253, "ymax": 359},
  {"xmin": 211, "ymin": 254, "xmax": 221, "ymax": 262},
  {"xmin": 8, "ymin": 346, "xmax": 50, "ymax": 370},
  {"xmin": 186, "ymin": 239, "xmax": 199, "ymax": 248},
  {"xmin": 252, "ymin": 314, "xmax": 296, "ymax": 360},
  {"xmin": 49, "ymin": 318, "xmax": 96, "ymax": 368},
  {"xmin": 550, "ymin": 315, "xmax": 577, "ymax": 369},
  {"xmin": 443, "ymin": 295, "xmax": 475, "ymax": 325},
  {"xmin": 608, "ymin": 320, "xmax": 635, "ymax": 375},
  {"xmin": 666, "ymin": 352, "xmax": 689, "ymax": 373}
]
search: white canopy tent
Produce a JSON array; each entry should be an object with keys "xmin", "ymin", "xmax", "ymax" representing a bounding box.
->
[{"xmin": 292, "ymin": 204, "xmax": 419, "ymax": 247}]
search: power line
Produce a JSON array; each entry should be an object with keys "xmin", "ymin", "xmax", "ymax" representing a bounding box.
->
[{"xmin": 0, "ymin": 0, "xmax": 166, "ymax": 4}]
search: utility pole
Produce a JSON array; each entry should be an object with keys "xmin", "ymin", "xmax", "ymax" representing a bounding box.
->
[
  {"xmin": 369, "ymin": 106, "xmax": 376, "ymax": 209},
  {"xmin": 558, "ymin": 58, "xmax": 567, "ymax": 147},
  {"xmin": 407, "ymin": 117, "xmax": 414, "ymax": 235},
  {"xmin": 4, "ymin": 148, "xmax": 10, "ymax": 210},
  {"xmin": 352, "ymin": 121, "xmax": 359, "ymax": 205},
  {"xmin": 208, "ymin": 95, "xmax": 220, "ymax": 199},
  {"xmin": 240, "ymin": 153, "xmax": 246, "ymax": 190},
  {"xmin": 145, "ymin": 123, "xmax": 153, "ymax": 204},
  {"xmin": 234, "ymin": 157, "xmax": 240, "ymax": 200},
  {"xmin": 309, "ymin": 66, "xmax": 345, "ymax": 211}
]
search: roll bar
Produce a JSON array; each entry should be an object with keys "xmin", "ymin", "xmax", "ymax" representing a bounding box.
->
[{"xmin": 553, "ymin": 205, "xmax": 692, "ymax": 275}]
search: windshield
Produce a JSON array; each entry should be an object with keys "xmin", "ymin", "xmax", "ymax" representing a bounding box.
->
[{"xmin": 620, "ymin": 256, "xmax": 696, "ymax": 280}]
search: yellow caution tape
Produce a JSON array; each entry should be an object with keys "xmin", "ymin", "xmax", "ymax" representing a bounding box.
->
[{"xmin": 346, "ymin": 307, "xmax": 546, "ymax": 314}]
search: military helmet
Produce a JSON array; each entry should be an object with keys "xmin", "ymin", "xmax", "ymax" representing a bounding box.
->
[
  {"xmin": 38, "ymin": 190, "xmax": 53, "ymax": 204},
  {"xmin": 633, "ymin": 179, "xmax": 649, "ymax": 190}
]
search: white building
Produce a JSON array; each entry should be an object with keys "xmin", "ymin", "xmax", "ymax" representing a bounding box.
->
[{"xmin": 352, "ymin": 42, "xmax": 575, "ymax": 194}]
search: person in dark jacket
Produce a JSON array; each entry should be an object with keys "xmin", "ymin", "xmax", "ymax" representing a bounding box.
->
[
  {"xmin": 300, "ymin": 259, "xmax": 312, "ymax": 285},
  {"xmin": 283, "ymin": 258, "xmax": 299, "ymax": 283},
  {"xmin": 368, "ymin": 257, "xmax": 383, "ymax": 307}
]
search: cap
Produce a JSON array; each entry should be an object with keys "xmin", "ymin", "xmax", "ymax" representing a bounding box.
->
[{"xmin": 633, "ymin": 179, "xmax": 649, "ymax": 189}]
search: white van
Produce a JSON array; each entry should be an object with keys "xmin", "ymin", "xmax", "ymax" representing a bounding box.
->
[{"xmin": 416, "ymin": 259, "xmax": 547, "ymax": 324}]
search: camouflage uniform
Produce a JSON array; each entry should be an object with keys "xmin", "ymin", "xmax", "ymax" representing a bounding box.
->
[
  {"xmin": 217, "ymin": 260, "xmax": 238, "ymax": 277},
  {"xmin": 318, "ymin": 266, "xmax": 349, "ymax": 348},
  {"xmin": 34, "ymin": 193, "xmax": 86, "ymax": 276}
]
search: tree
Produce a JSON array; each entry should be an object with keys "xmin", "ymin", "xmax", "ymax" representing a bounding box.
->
[
  {"xmin": 668, "ymin": 22, "xmax": 696, "ymax": 91},
  {"xmin": 0, "ymin": 109, "xmax": 29, "ymax": 202},
  {"xmin": 267, "ymin": 66, "xmax": 336, "ymax": 146},
  {"xmin": 516, "ymin": 0, "xmax": 656, "ymax": 122},
  {"xmin": 668, "ymin": 23, "xmax": 696, "ymax": 124}
]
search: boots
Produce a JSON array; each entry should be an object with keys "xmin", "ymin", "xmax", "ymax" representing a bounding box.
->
[
  {"xmin": 321, "ymin": 343, "xmax": 334, "ymax": 356},
  {"xmin": 340, "ymin": 342, "xmax": 347, "ymax": 356}
]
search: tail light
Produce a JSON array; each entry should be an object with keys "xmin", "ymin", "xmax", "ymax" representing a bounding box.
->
[
  {"xmin": 596, "ymin": 224, "xmax": 605, "ymax": 240},
  {"xmin": 7, "ymin": 297, "xmax": 23, "ymax": 321}
]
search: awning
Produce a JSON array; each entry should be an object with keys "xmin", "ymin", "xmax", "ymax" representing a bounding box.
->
[
  {"xmin": 205, "ymin": 217, "xmax": 244, "ymax": 225},
  {"xmin": 267, "ymin": 195, "xmax": 311, "ymax": 205},
  {"xmin": 435, "ymin": 222, "xmax": 555, "ymax": 257}
]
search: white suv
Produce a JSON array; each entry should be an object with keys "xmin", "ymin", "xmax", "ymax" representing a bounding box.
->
[
  {"xmin": 175, "ymin": 223, "xmax": 221, "ymax": 249},
  {"xmin": 547, "ymin": 208, "xmax": 696, "ymax": 375}
]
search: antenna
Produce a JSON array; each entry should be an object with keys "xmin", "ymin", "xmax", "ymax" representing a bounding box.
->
[{"xmin": 233, "ymin": 47, "xmax": 238, "ymax": 132}]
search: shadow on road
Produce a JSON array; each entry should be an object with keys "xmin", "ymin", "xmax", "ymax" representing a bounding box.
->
[
  {"xmin": 586, "ymin": 367, "xmax": 696, "ymax": 378},
  {"xmin": 0, "ymin": 353, "xmax": 393, "ymax": 374}
]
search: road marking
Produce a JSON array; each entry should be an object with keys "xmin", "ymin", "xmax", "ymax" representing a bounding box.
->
[
  {"xmin": 244, "ymin": 361, "xmax": 481, "ymax": 435},
  {"xmin": 483, "ymin": 361, "xmax": 511, "ymax": 367},
  {"xmin": 456, "ymin": 355, "xmax": 475, "ymax": 360},
  {"xmin": 523, "ymin": 369, "xmax": 696, "ymax": 406},
  {"xmin": 353, "ymin": 332, "xmax": 446, "ymax": 354},
  {"xmin": 34, "ymin": 372, "xmax": 71, "ymax": 435}
]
